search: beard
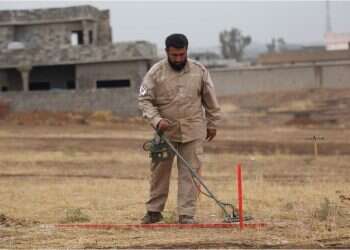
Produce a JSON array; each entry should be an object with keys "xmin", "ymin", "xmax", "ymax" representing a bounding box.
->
[{"xmin": 168, "ymin": 58, "xmax": 187, "ymax": 71}]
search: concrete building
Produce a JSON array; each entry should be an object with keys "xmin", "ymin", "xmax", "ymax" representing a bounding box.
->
[
  {"xmin": 325, "ymin": 32, "xmax": 350, "ymax": 51},
  {"xmin": 0, "ymin": 5, "xmax": 157, "ymax": 116}
]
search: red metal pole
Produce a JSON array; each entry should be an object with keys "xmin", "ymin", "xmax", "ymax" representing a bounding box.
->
[{"xmin": 236, "ymin": 163, "xmax": 244, "ymax": 230}]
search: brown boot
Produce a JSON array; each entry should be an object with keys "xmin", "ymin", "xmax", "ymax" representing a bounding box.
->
[
  {"xmin": 141, "ymin": 211, "xmax": 163, "ymax": 224},
  {"xmin": 179, "ymin": 215, "xmax": 197, "ymax": 224}
]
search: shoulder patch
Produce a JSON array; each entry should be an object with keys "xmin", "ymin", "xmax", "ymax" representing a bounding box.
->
[{"xmin": 139, "ymin": 85, "xmax": 147, "ymax": 96}]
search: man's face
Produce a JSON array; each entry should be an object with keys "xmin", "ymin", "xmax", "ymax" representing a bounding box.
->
[{"xmin": 166, "ymin": 47, "xmax": 187, "ymax": 71}]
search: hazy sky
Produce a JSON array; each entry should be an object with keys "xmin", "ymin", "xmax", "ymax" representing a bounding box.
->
[{"xmin": 1, "ymin": 0, "xmax": 350, "ymax": 50}]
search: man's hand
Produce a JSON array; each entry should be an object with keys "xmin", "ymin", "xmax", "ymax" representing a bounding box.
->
[
  {"xmin": 206, "ymin": 128, "xmax": 217, "ymax": 142},
  {"xmin": 157, "ymin": 119, "xmax": 171, "ymax": 132}
]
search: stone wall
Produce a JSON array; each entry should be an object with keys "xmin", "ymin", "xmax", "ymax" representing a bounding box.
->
[
  {"xmin": 97, "ymin": 10, "xmax": 112, "ymax": 45},
  {"xmin": 0, "ymin": 5, "xmax": 111, "ymax": 50},
  {"xmin": 12, "ymin": 23, "xmax": 71, "ymax": 49},
  {"xmin": 0, "ymin": 42, "xmax": 157, "ymax": 68},
  {"xmin": 0, "ymin": 5, "xmax": 101, "ymax": 25},
  {"xmin": 0, "ymin": 26, "xmax": 14, "ymax": 50}
]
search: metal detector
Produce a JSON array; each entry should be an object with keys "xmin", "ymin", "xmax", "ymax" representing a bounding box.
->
[{"xmin": 144, "ymin": 128, "xmax": 252, "ymax": 223}]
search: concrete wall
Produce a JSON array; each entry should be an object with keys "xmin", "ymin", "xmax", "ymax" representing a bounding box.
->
[
  {"xmin": 1, "ymin": 59, "xmax": 349, "ymax": 116},
  {"xmin": 0, "ymin": 60, "xmax": 150, "ymax": 115},
  {"xmin": 76, "ymin": 60, "xmax": 148, "ymax": 91},
  {"xmin": 210, "ymin": 62, "xmax": 350, "ymax": 96},
  {"xmin": 0, "ymin": 88, "xmax": 139, "ymax": 116},
  {"xmin": 257, "ymin": 49, "xmax": 350, "ymax": 65},
  {"xmin": 322, "ymin": 64, "xmax": 350, "ymax": 88}
]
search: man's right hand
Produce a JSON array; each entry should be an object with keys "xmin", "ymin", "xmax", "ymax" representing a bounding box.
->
[{"xmin": 157, "ymin": 119, "xmax": 171, "ymax": 132}]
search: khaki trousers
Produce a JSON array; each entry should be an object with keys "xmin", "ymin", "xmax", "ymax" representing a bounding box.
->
[{"xmin": 146, "ymin": 139, "xmax": 203, "ymax": 217}]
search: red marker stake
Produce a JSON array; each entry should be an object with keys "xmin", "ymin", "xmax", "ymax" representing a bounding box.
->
[{"xmin": 236, "ymin": 163, "xmax": 244, "ymax": 230}]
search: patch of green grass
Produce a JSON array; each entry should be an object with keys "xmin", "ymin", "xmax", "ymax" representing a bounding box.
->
[
  {"xmin": 61, "ymin": 208, "xmax": 90, "ymax": 223},
  {"xmin": 162, "ymin": 211, "xmax": 177, "ymax": 224}
]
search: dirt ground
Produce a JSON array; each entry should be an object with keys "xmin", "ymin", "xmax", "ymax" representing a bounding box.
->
[{"xmin": 0, "ymin": 89, "xmax": 350, "ymax": 248}]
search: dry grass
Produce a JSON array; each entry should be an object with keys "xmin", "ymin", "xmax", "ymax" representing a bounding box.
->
[
  {"xmin": 0, "ymin": 123, "xmax": 349, "ymax": 248},
  {"xmin": 268, "ymin": 99, "xmax": 316, "ymax": 112}
]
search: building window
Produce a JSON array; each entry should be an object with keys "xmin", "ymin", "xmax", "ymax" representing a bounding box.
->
[
  {"xmin": 66, "ymin": 80, "xmax": 76, "ymax": 89},
  {"xmin": 29, "ymin": 82, "xmax": 50, "ymax": 91},
  {"xmin": 96, "ymin": 80, "xmax": 131, "ymax": 88},
  {"xmin": 71, "ymin": 30, "xmax": 83, "ymax": 45}
]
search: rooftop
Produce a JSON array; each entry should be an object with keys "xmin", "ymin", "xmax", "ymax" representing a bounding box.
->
[{"xmin": 0, "ymin": 5, "xmax": 105, "ymax": 26}]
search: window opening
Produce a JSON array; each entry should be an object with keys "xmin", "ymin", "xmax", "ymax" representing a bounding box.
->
[
  {"xmin": 96, "ymin": 79, "xmax": 131, "ymax": 88},
  {"xmin": 29, "ymin": 82, "xmax": 50, "ymax": 91},
  {"xmin": 71, "ymin": 30, "xmax": 83, "ymax": 45}
]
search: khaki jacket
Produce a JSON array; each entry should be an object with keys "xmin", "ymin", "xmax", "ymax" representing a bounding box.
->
[{"xmin": 138, "ymin": 58, "xmax": 220, "ymax": 142}]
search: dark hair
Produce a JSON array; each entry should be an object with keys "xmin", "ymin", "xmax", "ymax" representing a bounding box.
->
[{"xmin": 165, "ymin": 33, "xmax": 188, "ymax": 49}]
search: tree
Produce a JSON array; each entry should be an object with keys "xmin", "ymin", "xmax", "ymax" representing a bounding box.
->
[
  {"xmin": 266, "ymin": 37, "xmax": 287, "ymax": 53},
  {"xmin": 277, "ymin": 38, "xmax": 287, "ymax": 51},
  {"xmin": 219, "ymin": 27, "xmax": 252, "ymax": 61},
  {"xmin": 267, "ymin": 38, "xmax": 276, "ymax": 53}
]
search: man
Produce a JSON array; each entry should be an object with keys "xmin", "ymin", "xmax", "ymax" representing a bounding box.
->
[{"xmin": 138, "ymin": 33, "xmax": 220, "ymax": 224}]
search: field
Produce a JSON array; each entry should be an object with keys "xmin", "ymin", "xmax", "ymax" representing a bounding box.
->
[{"xmin": 0, "ymin": 89, "xmax": 350, "ymax": 248}]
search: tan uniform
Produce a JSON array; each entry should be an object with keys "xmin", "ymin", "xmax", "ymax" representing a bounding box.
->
[{"xmin": 138, "ymin": 58, "xmax": 220, "ymax": 217}]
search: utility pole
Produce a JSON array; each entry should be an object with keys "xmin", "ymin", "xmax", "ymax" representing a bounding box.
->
[{"xmin": 326, "ymin": 0, "xmax": 332, "ymax": 33}]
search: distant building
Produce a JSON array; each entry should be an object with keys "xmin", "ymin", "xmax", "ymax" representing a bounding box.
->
[
  {"xmin": 257, "ymin": 33, "xmax": 350, "ymax": 65},
  {"xmin": 189, "ymin": 51, "xmax": 227, "ymax": 68},
  {"xmin": 0, "ymin": 5, "xmax": 157, "ymax": 116},
  {"xmin": 325, "ymin": 32, "xmax": 350, "ymax": 51}
]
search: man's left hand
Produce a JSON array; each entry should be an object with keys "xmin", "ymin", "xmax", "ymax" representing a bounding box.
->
[{"xmin": 206, "ymin": 128, "xmax": 217, "ymax": 142}]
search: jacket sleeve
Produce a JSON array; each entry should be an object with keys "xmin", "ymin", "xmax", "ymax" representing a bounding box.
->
[
  {"xmin": 138, "ymin": 71, "xmax": 162, "ymax": 128},
  {"xmin": 201, "ymin": 69, "xmax": 221, "ymax": 129}
]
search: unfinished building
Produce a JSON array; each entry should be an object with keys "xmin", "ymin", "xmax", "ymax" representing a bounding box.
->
[{"xmin": 0, "ymin": 5, "xmax": 157, "ymax": 116}]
